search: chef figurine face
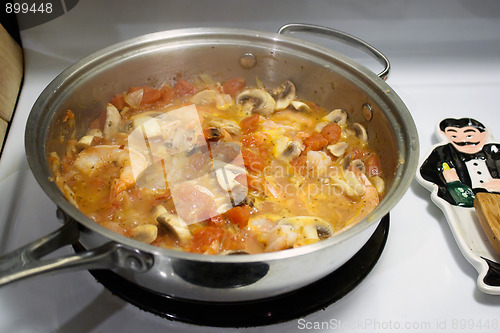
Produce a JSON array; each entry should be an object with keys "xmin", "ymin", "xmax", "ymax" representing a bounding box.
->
[{"xmin": 442, "ymin": 122, "xmax": 488, "ymax": 155}]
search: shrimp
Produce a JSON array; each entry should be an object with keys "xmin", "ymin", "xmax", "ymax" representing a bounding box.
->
[
  {"xmin": 73, "ymin": 145, "xmax": 148, "ymax": 195},
  {"xmin": 350, "ymin": 172, "xmax": 380, "ymax": 222},
  {"xmin": 328, "ymin": 163, "xmax": 380, "ymax": 227},
  {"xmin": 269, "ymin": 109, "xmax": 314, "ymax": 131},
  {"xmin": 306, "ymin": 150, "xmax": 332, "ymax": 177}
]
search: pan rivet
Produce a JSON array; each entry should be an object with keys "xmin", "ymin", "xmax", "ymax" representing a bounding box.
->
[
  {"xmin": 362, "ymin": 103, "xmax": 373, "ymax": 121},
  {"xmin": 239, "ymin": 53, "xmax": 257, "ymax": 69},
  {"xmin": 126, "ymin": 256, "xmax": 143, "ymax": 270}
]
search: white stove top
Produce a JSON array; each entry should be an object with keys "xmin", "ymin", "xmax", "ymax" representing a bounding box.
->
[{"xmin": 1, "ymin": 1, "xmax": 500, "ymax": 332}]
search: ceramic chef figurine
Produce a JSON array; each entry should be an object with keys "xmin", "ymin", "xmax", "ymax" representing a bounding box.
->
[
  {"xmin": 417, "ymin": 117, "xmax": 500, "ymax": 295},
  {"xmin": 420, "ymin": 118, "xmax": 500, "ymax": 207}
]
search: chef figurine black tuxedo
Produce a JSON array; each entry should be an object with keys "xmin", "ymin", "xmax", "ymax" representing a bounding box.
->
[{"xmin": 420, "ymin": 118, "xmax": 500, "ymax": 206}]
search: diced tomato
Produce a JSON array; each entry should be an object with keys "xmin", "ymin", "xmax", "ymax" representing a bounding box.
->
[
  {"xmin": 173, "ymin": 78, "xmax": 199, "ymax": 97},
  {"xmin": 159, "ymin": 85, "xmax": 174, "ymax": 105},
  {"xmin": 241, "ymin": 134, "xmax": 259, "ymax": 147},
  {"xmin": 189, "ymin": 226, "xmax": 225, "ymax": 254},
  {"xmin": 290, "ymin": 154, "xmax": 308, "ymax": 174},
  {"xmin": 220, "ymin": 233, "xmax": 246, "ymax": 252},
  {"xmin": 222, "ymin": 77, "xmax": 246, "ymax": 97},
  {"xmin": 127, "ymin": 86, "xmax": 161, "ymax": 105},
  {"xmin": 242, "ymin": 149, "xmax": 266, "ymax": 173},
  {"xmin": 224, "ymin": 205, "xmax": 251, "ymax": 228},
  {"xmin": 140, "ymin": 86, "xmax": 161, "ymax": 105},
  {"xmin": 304, "ymin": 131, "xmax": 328, "ymax": 151},
  {"xmin": 240, "ymin": 114, "xmax": 261, "ymax": 133},
  {"xmin": 241, "ymin": 132, "xmax": 269, "ymax": 148},
  {"xmin": 320, "ymin": 123, "xmax": 341, "ymax": 144},
  {"xmin": 209, "ymin": 215, "xmax": 226, "ymax": 227},
  {"xmin": 364, "ymin": 154, "xmax": 382, "ymax": 177},
  {"xmin": 350, "ymin": 148, "xmax": 367, "ymax": 160},
  {"xmin": 246, "ymin": 174, "xmax": 266, "ymax": 192},
  {"xmin": 241, "ymin": 133, "xmax": 272, "ymax": 164},
  {"xmin": 89, "ymin": 109, "xmax": 107, "ymax": 130},
  {"xmin": 110, "ymin": 94, "xmax": 125, "ymax": 110}
]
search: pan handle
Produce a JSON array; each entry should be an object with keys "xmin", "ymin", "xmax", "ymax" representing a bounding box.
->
[
  {"xmin": 278, "ymin": 23, "xmax": 391, "ymax": 80},
  {"xmin": 0, "ymin": 214, "xmax": 154, "ymax": 287}
]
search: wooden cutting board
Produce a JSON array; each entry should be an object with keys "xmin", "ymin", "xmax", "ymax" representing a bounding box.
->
[
  {"xmin": 474, "ymin": 192, "xmax": 500, "ymax": 257},
  {"xmin": 0, "ymin": 22, "xmax": 23, "ymax": 151}
]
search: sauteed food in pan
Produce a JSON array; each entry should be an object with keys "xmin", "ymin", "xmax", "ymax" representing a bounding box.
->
[{"xmin": 50, "ymin": 75, "xmax": 385, "ymax": 254}]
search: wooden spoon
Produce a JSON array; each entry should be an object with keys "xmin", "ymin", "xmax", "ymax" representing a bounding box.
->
[{"xmin": 474, "ymin": 192, "xmax": 500, "ymax": 257}]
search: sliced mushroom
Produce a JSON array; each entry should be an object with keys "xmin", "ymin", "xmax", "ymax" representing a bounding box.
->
[
  {"xmin": 214, "ymin": 162, "xmax": 248, "ymax": 206},
  {"xmin": 132, "ymin": 116, "xmax": 163, "ymax": 138},
  {"xmin": 87, "ymin": 128, "xmax": 103, "ymax": 137},
  {"xmin": 283, "ymin": 140, "xmax": 305, "ymax": 160},
  {"xmin": 153, "ymin": 205, "xmax": 192, "ymax": 243},
  {"xmin": 75, "ymin": 135, "xmax": 95, "ymax": 150},
  {"xmin": 271, "ymin": 80, "xmax": 296, "ymax": 110},
  {"xmin": 327, "ymin": 142, "xmax": 348, "ymax": 157},
  {"xmin": 316, "ymin": 225, "xmax": 332, "ymax": 240},
  {"xmin": 342, "ymin": 154, "xmax": 352, "ymax": 171},
  {"xmin": 291, "ymin": 100, "xmax": 311, "ymax": 113},
  {"xmin": 208, "ymin": 118, "xmax": 241, "ymax": 135},
  {"xmin": 236, "ymin": 89, "xmax": 276, "ymax": 116},
  {"xmin": 103, "ymin": 103, "xmax": 122, "ymax": 139},
  {"xmin": 75, "ymin": 128, "xmax": 104, "ymax": 149},
  {"xmin": 351, "ymin": 159, "xmax": 366, "ymax": 173},
  {"xmin": 216, "ymin": 168, "xmax": 240, "ymax": 192},
  {"xmin": 274, "ymin": 137, "xmax": 304, "ymax": 161},
  {"xmin": 342, "ymin": 156, "xmax": 367, "ymax": 174},
  {"xmin": 131, "ymin": 224, "xmax": 158, "ymax": 244},
  {"xmin": 189, "ymin": 89, "xmax": 218, "ymax": 105},
  {"xmin": 352, "ymin": 123, "xmax": 368, "ymax": 143},
  {"xmin": 204, "ymin": 127, "xmax": 223, "ymax": 141},
  {"xmin": 315, "ymin": 121, "xmax": 329, "ymax": 132},
  {"xmin": 323, "ymin": 109, "xmax": 348, "ymax": 126},
  {"xmin": 370, "ymin": 175, "xmax": 385, "ymax": 194},
  {"xmin": 215, "ymin": 163, "xmax": 247, "ymax": 192}
]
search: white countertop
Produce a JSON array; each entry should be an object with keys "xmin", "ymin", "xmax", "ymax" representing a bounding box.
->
[{"xmin": 1, "ymin": 0, "xmax": 500, "ymax": 332}]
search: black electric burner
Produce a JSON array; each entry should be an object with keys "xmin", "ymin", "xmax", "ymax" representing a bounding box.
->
[{"xmin": 86, "ymin": 214, "xmax": 389, "ymax": 327}]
